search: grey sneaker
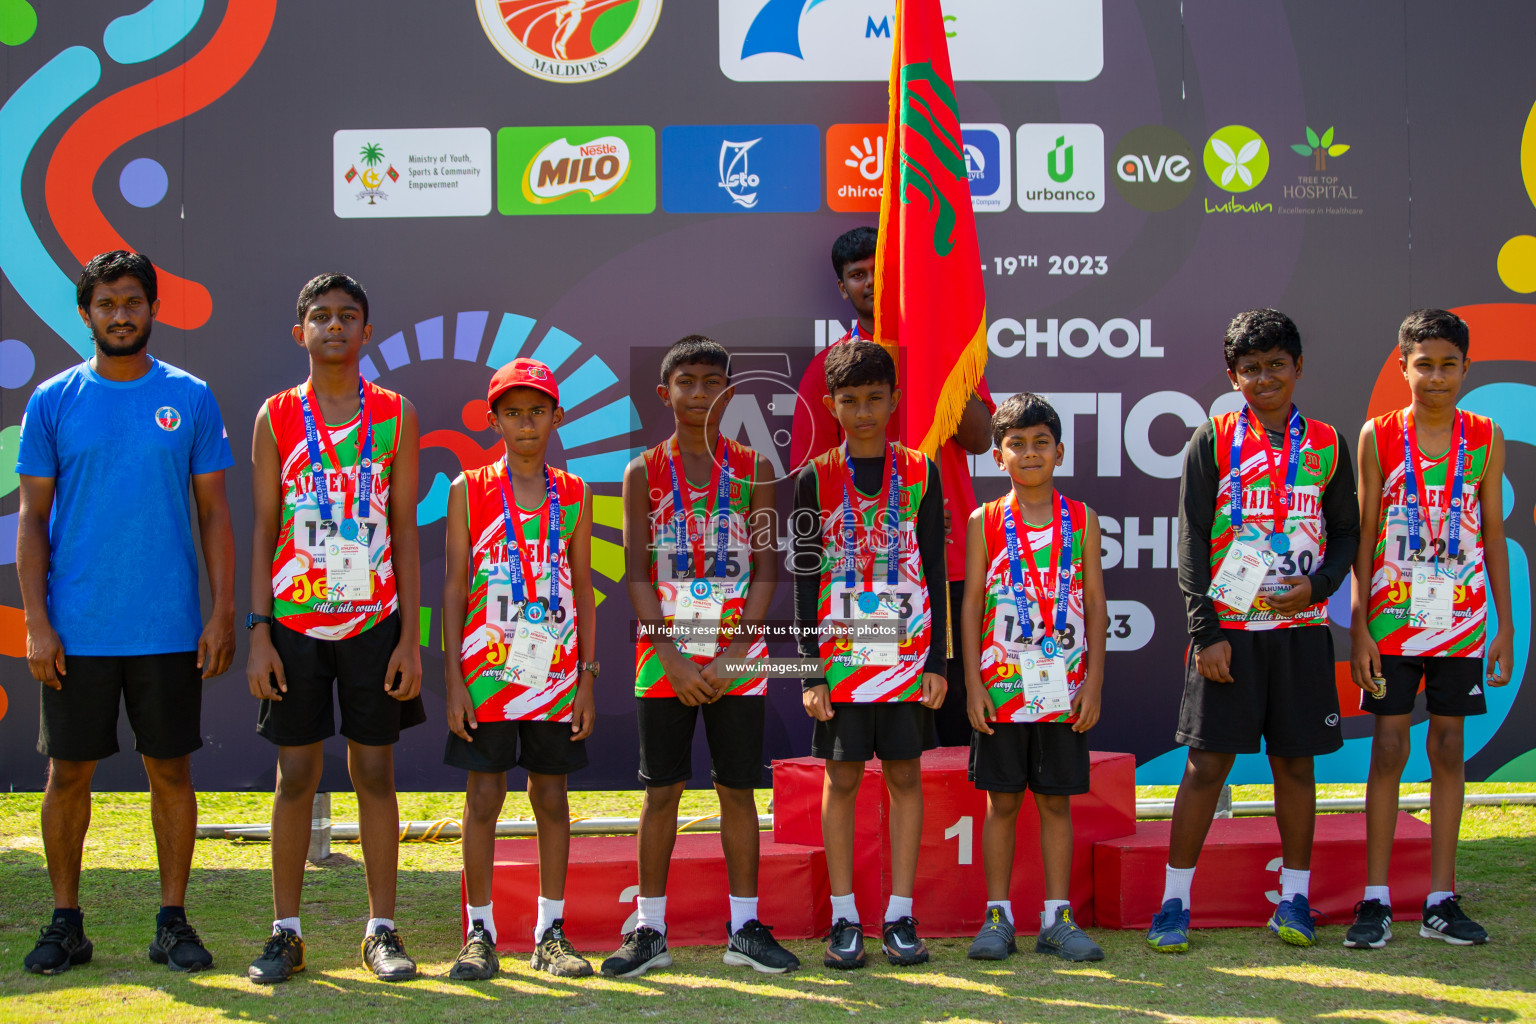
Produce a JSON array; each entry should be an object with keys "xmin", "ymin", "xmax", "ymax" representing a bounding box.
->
[
  {"xmin": 967, "ymin": 906, "xmax": 1017, "ymax": 960},
  {"xmin": 1035, "ymin": 906, "xmax": 1103, "ymax": 962},
  {"xmin": 532, "ymin": 920, "xmax": 593, "ymax": 977}
]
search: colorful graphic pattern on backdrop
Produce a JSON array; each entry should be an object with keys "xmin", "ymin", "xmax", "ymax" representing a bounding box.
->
[{"xmin": 0, "ymin": 0, "xmax": 1532, "ymax": 789}]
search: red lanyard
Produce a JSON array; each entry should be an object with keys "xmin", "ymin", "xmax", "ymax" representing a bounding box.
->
[
  {"xmin": 1405, "ymin": 410, "xmax": 1464, "ymax": 556},
  {"xmin": 1010, "ymin": 491, "xmax": 1066, "ymax": 636},
  {"xmin": 839, "ymin": 444, "xmax": 896, "ymax": 587},
  {"xmin": 668, "ymin": 436, "xmax": 726, "ymax": 574},
  {"xmin": 1244, "ymin": 411, "xmax": 1294, "ymax": 538},
  {"xmin": 495, "ymin": 463, "xmax": 547, "ymax": 591}
]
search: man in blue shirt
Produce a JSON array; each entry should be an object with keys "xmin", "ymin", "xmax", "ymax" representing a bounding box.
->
[{"xmin": 15, "ymin": 251, "xmax": 235, "ymax": 975}]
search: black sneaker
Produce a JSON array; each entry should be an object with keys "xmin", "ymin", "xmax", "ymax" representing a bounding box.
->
[
  {"xmin": 723, "ymin": 920, "xmax": 800, "ymax": 974},
  {"xmin": 448, "ymin": 921, "xmax": 499, "ymax": 981},
  {"xmin": 1035, "ymin": 906, "xmax": 1104, "ymax": 962},
  {"xmin": 23, "ymin": 916, "xmax": 92, "ymax": 975},
  {"xmin": 361, "ymin": 924, "xmax": 418, "ymax": 981},
  {"xmin": 148, "ymin": 916, "xmax": 213, "ymax": 972},
  {"xmin": 1343, "ymin": 899, "xmax": 1393, "ymax": 949},
  {"xmin": 247, "ymin": 928, "xmax": 304, "ymax": 984},
  {"xmin": 532, "ymin": 920, "xmax": 593, "ymax": 978},
  {"xmin": 823, "ymin": 918, "xmax": 865, "ymax": 970},
  {"xmin": 600, "ymin": 926, "xmax": 671, "ymax": 978},
  {"xmin": 1420, "ymin": 894, "xmax": 1489, "ymax": 945},
  {"xmin": 881, "ymin": 916, "xmax": 930, "ymax": 966}
]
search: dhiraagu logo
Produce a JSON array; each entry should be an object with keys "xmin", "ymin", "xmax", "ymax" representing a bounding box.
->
[{"xmin": 1203, "ymin": 125, "xmax": 1269, "ymax": 193}]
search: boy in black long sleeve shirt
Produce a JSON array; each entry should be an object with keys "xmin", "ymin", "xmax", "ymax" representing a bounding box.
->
[
  {"xmin": 1150, "ymin": 309, "xmax": 1359, "ymax": 955},
  {"xmin": 789, "ymin": 340, "xmax": 947, "ymax": 970}
]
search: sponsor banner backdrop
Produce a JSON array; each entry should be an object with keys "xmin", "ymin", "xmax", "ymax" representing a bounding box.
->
[{"xmin": 0, "ymin": 1, "xmax": 1533, "ymax": 791}]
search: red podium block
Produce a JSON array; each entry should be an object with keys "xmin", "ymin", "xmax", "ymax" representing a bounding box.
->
[
  {"xmin": 471, "ymin": 832, "xmax": 828, "ymax": 952},
  {"xmin": 772, "ymin": 747, "xmax": 1138, "ymax": 933},
  {"xmin": 1093, "ymin": 812, "xmax": 1435, "ymax": 929}
]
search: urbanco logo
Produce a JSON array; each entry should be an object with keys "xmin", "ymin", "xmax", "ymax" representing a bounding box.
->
[
  {"xmin": 1017, "ymin": 123, "xmax": 1103, "ymax": 213},
  {"xmin": 477, "ymin": 0, "xmax": 663, "ymax": 83},
  {"xmin": 1110, "ymin": 125, "xmax": 1194, "ymax": 212},
  {"xmin": 1203, "ymin": 125, "xmax": 1269, "ymax": 193},
  {"xmin": 497, "ymin": 126, "xmax": 656, "ymax": 215}
]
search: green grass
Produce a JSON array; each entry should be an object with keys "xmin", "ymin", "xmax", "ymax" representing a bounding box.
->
[{"xmin": 0, "ymin": 787, "xmax": 1533, "ymax": 1024}]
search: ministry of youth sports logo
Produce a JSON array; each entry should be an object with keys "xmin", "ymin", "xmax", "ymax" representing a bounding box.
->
[
  {"xmin": 155, "ymin": 406, "xmax": 181, "ymax": 431},
  {"xmin": 477, "ymin": 0, "xmax": 663, "ymax": 83}
]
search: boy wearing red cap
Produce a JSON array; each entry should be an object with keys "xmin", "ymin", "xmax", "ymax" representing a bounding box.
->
[
  {"xmin": 245, "ymin": 274, "xmax": 424, "ymax": 984},
  {"xmin": 442, "ymin": 358, "xmax": 598, "ymax": 980}
]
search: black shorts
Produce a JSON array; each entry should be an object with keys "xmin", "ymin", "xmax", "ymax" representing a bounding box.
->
[
  {"xmin": 812, "ymin": 702, "xmax": 935, "ymax": 762},
  {"xmin": 636, "ymin": 695, "xmax": 765, "ymax": 790},
  {"xmin": 38, "ymin": 652, "xmax": 202, "ymax": 762},
  {"xmin": 256, "ymin": 613, "xmax": 426, "ymax": 747},
  {"xmin": 444, "ymin": 720, "xmax": 589, "ymax": 776},
  {"xmin": 969, "ymin": 722, "xmax": 1090, "ymax": 795},
  {"xmin": 1364, "ymin": 654, "xmax": 1487, "ymax": 718},
  {"xmin": 1176, "ymin": 626, "xmax": 1342, "ymax": 758}
]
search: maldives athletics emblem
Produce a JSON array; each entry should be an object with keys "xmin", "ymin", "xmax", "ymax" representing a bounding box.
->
[
  {"xmin": 155, "ymin": 406, "xmax": 182, "ymax": 431},
  {"xmin": 476, "ymin": 0, "xmax": 663, "ymax": 83}
]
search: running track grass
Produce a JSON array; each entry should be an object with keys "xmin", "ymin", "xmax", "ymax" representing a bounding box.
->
[{"xmin": 1, "ymin": 785, "xmax": 1532, "ymax": 1024}]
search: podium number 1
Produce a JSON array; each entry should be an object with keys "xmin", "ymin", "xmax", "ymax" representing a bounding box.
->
[{"xmin": 943, "ymin": 815, "xmax": 974, "ymax": 865}]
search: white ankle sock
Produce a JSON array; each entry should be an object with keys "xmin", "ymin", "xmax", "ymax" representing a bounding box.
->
[
  {"xmin": 1042, "ymin": 900, "xmax": 1071, "ymax": 928},
  {"xmin": 273, "ymin": 917, "xmax": 301, "ymax": 938},
  {"xmin": 986, "ymin": 900, "xmax": 1013, "ymax": 926},
  {"xmin": 1426, "ymin": 890, "xmax": 1455, "ymax": 908},
  {"xmin": 1280, "ymin": 868, "xmax": 1310, "ymax": 901},
  {"xmin": 466, "ymin": 903, "xmax": 496, "ymax": 942},
  {"xmin": 533, "ymin": 897, "xmax": 563, "ymax": 943},
  {"xmin": 1363, "ymin": 885, "xmax": 1391, "ymax": 907},
  {"xmin": 830, "ymin": 893, "xmax": 859, "ymax": 925},
  {"xmin": 1163, "ymin": 865, "xmax": 1195, "ymax": 909},
  {"xmin": 728, "ymin": 895, "xmax": 758, "ymax": 934},
  {"xmin": 884, "ymin": 895, "xmax": 913, "ymax": 923},
  {"xmin": 365, "ymin": 917, "xmax": 394, "ymax": 939},
  {"xmin": 636, "ymin": 896, "xmax": 667, "ymax": 935}
]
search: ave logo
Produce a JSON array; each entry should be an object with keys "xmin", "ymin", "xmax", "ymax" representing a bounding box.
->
[
  {"xmin": 477, "ymin": 0, "xmax": 662, "ymax": 82},
  {"xmin": 497, "ymin": 126, "xmax": 656, "ymax": 215},
  {"xmin": 1111, "ymin": 125, "xmax": 1195, "ymax": 211}
]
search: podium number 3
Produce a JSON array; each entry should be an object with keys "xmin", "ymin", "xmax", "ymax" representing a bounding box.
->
[{"xmin": 944, "ymin": 815, "xmax": 974, "ymax": 865}]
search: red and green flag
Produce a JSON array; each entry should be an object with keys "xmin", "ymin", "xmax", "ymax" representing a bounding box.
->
[{"xmin": 873, "ymin": 0, "xmax": 988, "ymax": 458}]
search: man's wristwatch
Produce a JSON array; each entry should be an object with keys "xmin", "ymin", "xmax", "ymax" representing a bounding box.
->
[
  {"xmin": 577, "ymin": 660, "xmax": 600, "ymax": 678},
  {"xmin": 246, "ymin": 613, "xmax": 274, "ymax": 630}
]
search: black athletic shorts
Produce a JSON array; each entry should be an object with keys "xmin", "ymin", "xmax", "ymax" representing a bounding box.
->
[
  {"xmin": 636, "ymin": 694, "xmax": 765, "ymax": 790},
  {"xmin": 812, "ymin": 701, "xmax": 935, "ymax": 762},
  {"xmin": 38, "ymin": 652, "xmax": 202, "ymax": 762},
  {"xmin": 1176, "ymin": 626, "xmax": 1342, "ymax": 757},
  {"xmin": 1364, "ymin": 654, "xmax": 1487, "ymax": 718},
  {"xmin": 444, "ymin": 720, "xmax": 589, "ymax": 776},
  {"xmin": 969, "ymin": 721, "xmax": 1090, "ymax": 795},
  {"xmin": 256, "ymin": 613, "xmax": 426, "ymax": 747}
]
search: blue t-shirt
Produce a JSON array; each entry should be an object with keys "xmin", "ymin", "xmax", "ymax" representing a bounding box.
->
[{"xmin": 16, "ymin": 357, "xmax": 234, "ymax": 655}]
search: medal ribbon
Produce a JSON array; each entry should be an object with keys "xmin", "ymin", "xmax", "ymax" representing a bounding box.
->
[
  {"xmin": 299, "ymin": 378, "xmax": 372, "ymax": 524},
  {"xmin": 667, "ymin": 435, "xmax": 731, "ymax": 578},
  {"xmin": 1403, "ymin": 410, "xmax": 1466, "ymax": 561},
  {"xmin": 1229, "ymin": 405, "xmax": 1302, "ymax": 541},
  {"xmin": 839, "ymin": 442, "xmax": 901, "ymax": 590},
  {"xmin": 496, "ymin": 460, "xmax": 563, "ymax": 615},
  {"xmin": 1003, "ymin": 491, "xmax": 1073, "ymax": 644}
]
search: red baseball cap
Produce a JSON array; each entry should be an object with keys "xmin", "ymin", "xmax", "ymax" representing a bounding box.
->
[{"xmin": 487, "ymin": 357, "xmax": 559, "ymax": 408}]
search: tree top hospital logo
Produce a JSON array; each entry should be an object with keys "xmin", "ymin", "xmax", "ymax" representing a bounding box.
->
[
  {"xmin": 155, "ymin": 406, "xmax": 181, "ymax": 431},
  {"xmin": 477, "ymin": 0, "xmax": 663, "ymax": 82}
]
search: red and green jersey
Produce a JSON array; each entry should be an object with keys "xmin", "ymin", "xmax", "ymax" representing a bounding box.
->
[
  {"xmin": 1368, "ymin": 408, "xmax": 1494, "ymax": 658},
  {"xmin": 812, "ymin": 444, "xmax": 933, "ymax": 703},
  {"xmin": 977, "ymin": 493, "xmax": 1089, "ymax": 724},
  {"xmin": 1209, "ymin": 409, "xmax": 1340, "ymax": 629},
  {"xmin": 458, "ymin": 462, "xmax": 586, "ymax": 722},
  {"xmin": 267, "ymin": 380, "xmax": 401, "ymax": 640},
  {"xmin": 634, "ymin": 436, "xmax": 768, "ymax": 698}
]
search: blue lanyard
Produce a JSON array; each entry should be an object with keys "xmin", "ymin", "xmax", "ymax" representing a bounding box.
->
[
  {"xmin": 840, "ymin": 442, "xmax": 901, "ymax": 590},
  {"xmin": 299, "ymin": 378, "xmax": 371, "ymax": 525},
  {"xmin": 1002, "ymin": 492, "xmax": 1073, "ymax": 647},
  {"xmin": 667, "ymin": 435, "xmax": 731, "ymax": 578},
  {"xmin": 1402, "ymin": 411, "xmax": 1466, "ymax": 561},
  {"xmin": 1229, "ymin": 405, "xmax": 1302, "ymax": 548},
  {"xmin": 497, "ymin": 460, "xmax": 562, "ymax": 614}
]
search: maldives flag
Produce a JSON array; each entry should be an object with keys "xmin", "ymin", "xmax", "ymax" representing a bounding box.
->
[{"xmin": 873, "ymin": 0, "xmax": 988, "ymax": 458}]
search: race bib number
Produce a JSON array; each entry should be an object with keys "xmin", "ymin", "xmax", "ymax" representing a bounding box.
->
[
  {"xmin": 1018, "ymin": 649, "xmax": 1072, "ymax": 715},
  {"xmin": 484, "ymin": 558, "xmax": 566, "ymax": 630},
  {"xmin": 675, "ymin": 580, "xmax": 723, "ymax": 657},
  {"xmin": 1409, "ymin": 566, "xmax": 1454, "ymax": 629},
  {"xmin": 297, "ymin": 513, "xmax": 378, "ymax": 559},
  {"xmin": 831, "ymin": 583, "xmax": 911, "ymax": 666},
  {"xmin": 655, "ymin": 535, "xmax": 749, "ymax": 585},
  {"xmin": 324, "ymin": 535, "xmax": 372, "ymax": 600},
  {"xmin": 504, "ymin": 622, "xmax": 558, "ymax": 689},
  {"xmin": 1208, "ymin": 542, "xmax": 1275, "ymax": 614}
]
